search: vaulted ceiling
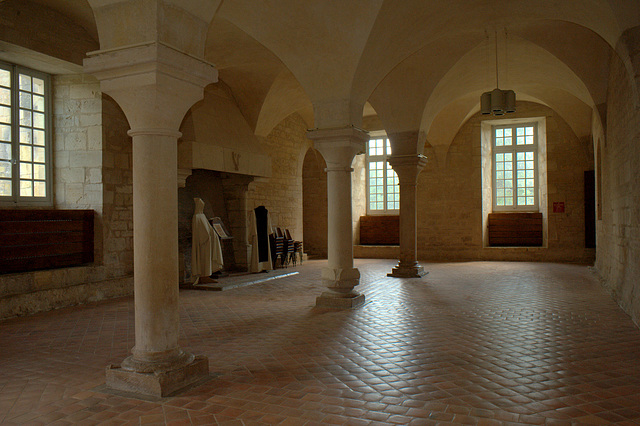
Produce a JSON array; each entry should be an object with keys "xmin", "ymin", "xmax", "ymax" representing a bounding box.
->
[{"xmin": 9, "ymin": 0, "xmax": 640, "ymax": 152}]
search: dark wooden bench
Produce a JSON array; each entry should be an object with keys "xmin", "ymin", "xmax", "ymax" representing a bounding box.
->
[
  {"xmin": 360, "ymin": 215, "xmax": 399, "ymax": 245},
  {"xmin": 0, "ymin": 209, "xmax": 94, "ymax": 274},
  {"xmin": 488, "ymin": 212, "xmax": 543, "ymax": 247}
]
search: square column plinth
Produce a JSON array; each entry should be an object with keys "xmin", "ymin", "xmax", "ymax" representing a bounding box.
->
[
  {"xmin": 316, "ymin": 293, "xmax": 366, "ymax": 308},
  {"xmin": 388, "ymin": 263, "xmax": 428, "ymax": 278},
  {"xmin": 106, "ymin": 355, "xmax": 209, "ymax": 398},
  {"xmin": 316, "ymin": 266, "xmax": 365, "ymax": 308}
]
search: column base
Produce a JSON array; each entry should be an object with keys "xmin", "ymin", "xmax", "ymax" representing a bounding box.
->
[
  {"xmin": 317, "ymin": 267, "xmax": 364, "ymax": 308},
  {"xmin": 106, "ymin": 355, "xmax": 209, "ymax": 397},
  {"xmin": 316, "ymin": 292, "xmax": 365, "ymax": 308},
  {"xmin": 388, "ymin": 263, "xmax": 428, "ymax": 278}
]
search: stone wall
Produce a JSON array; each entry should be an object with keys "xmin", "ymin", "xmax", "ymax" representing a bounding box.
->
[
  {"xmin": 302, "ymin": 148, "xmax": 328, "ymax": 257},
  {"xmin": 53, "ymin": 75, "xmax": 103, "ymax": 210},
  {"xmin": 221, "ymin": 174, "xmax": 254, "ymax": 271},
  {"xmin": 303, "ymin": 104, "xmax": 594, "ymax": 264},
  {"xmin": 0, "ymin": 0, "xmax": 98, "ymax": 67},
  {"xmin": 595, "ymin": 39, "xmax": 640, "ymax": 326},
  {"xmin": 416, "ymin": 101, "xmax": 594, "ymax": 263},
  {"xmin": 0, "ymin": 75, "xmax": 133, "ymax": 319},
  {"xmin": 175, "ymin": 112, "xmax": 310, "ymax": 278},
  {"xmin": 101, "ymin": 94, "xmax": 133, "ymax": 277},
  {"xmin": 247, "ymin": 113, "xmax": 309, "ymax": 244},
  {"xmin": 301, "ymin": 149, "xmax": 368, "ymax": 259},
  {"xmin": 352, "ymin": 154, "xmax": 366, "ymax": 245}
]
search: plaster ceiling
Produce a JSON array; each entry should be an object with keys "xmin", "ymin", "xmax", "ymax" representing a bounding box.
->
[
  {"xmin": 28, "ymin": 0, "xmax": 97, "ymax": 41},
  {"xmin": 23, "ymin": 0, "xmax": 640, "ymax": 151},
  {"xmin": 419, "ymin": 35, "xmax": 595, "ymax": 142},
  {"xmin": 205, "ymin": 0, "xmax": 637, "ymax": 148}
]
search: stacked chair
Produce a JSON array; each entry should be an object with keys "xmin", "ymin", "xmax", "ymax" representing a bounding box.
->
[
  {"xmin": 278, "ymin": 227, "xmax": 292, "ymax": 267},
  {"xmin": 270, "ymin": 227, "xmax": 303, "ymax": 268},
  {"xmin": 269, "ymin": 229, "xmax": 284, "ymax": 269},
  {"xmin": 285, "ymin": 229, "xmax": 303, "ymax": 266}
]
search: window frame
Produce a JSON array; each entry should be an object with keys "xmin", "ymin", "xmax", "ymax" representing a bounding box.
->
[
  {"xmin": 366, "ymin": 132, "xmax": 399, "ymax": 215},
  {"xmin": 0, "ymin": 61, "xmax": 53, "ymax": 207},
  {"xmin": 492, "ymin": 122, "xmax": 538, "ymax": 212}
]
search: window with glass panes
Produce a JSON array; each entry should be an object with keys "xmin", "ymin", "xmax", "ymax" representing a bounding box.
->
[
  {"xmin": 366, "ymin": 135, "xmax": 399, "ymax": 214},
  {"xmin": 0, "ymin": 63, "xmax": 51, "ymax": 205},
  {"xmin": 493, "ymin": 124, "xmax": 537, "ymax": 210}
]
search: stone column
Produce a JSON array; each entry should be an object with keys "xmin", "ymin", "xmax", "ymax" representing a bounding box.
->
[
  {"xmin": 84, "ymin": 42, "xmax": 218, "ymax": 397},
  {"xmin": 307, "ymin": 127, "xmax": 368, "ymax": 308},
  {"xmin": 387, "ymin": 154, "xmax": 428, "ymax": 278}
]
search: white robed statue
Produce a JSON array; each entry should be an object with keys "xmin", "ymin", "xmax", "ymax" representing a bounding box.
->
[{"xmin": 191, "ymin": 198, "xmax": 223, "ymax": 282}]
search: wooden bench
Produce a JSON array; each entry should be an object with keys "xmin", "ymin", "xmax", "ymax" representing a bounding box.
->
[
  {"xmin": 0, "ymin": 209, "xmax": 94, "ymax": 274},
  {"xmin": 360, "ymin": 215, "xmax": 399, "ymax": 245},
  {"xmin": 488, "ymin": 212, "xmax": 543, "ymax": 247}
]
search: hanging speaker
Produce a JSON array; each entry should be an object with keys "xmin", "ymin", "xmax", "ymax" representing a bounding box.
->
[
  {"xmin": 481, "ymin": 92, "xmax": 491, "ymax": 114},
  {"xmin": 491, "ymin": 88, "xmax": 504, "ymax": 114},
  {"xmin": 505, "ymin": 90, "xmax": 516, "ymax": 113}
]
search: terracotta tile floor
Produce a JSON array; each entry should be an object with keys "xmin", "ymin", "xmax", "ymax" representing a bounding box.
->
[{"xmin": 1, "ymin": 259, "xmax": 640, "ymax": 425}]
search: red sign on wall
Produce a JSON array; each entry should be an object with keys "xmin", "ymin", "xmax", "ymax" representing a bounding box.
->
[{"xmin": 553, "ymin": 202, "xmax": 565, "ymax": 213}]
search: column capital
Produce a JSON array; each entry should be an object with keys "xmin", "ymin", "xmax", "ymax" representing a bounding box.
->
[
  {"xmin": 84, "ymin": 41, "xmax": 218, "ymax": 130},
  {"xmin": 307, "ymin": 126, "xmax": 368, "ymax": 168},
  {"xmin": 388, "ymin": 154, "xmax": 428, "ymax": 184}
]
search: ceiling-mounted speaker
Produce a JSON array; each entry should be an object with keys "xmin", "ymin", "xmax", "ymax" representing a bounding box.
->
[
  {"xmin": 505, "ymin": 90, "xmax": 516, "ymax": 113},
  {"xmin": 481, "ymin": 92, "xmax": 491, "ymax": 114},
  {"xmin": 491, "ymin": 88, "xmax": 504, "ymax": 114}
]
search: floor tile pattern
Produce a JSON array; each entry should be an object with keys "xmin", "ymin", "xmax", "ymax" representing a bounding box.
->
[{"xmin": 1, "ymin": 260, "xmax": 639, "ymax": 425}]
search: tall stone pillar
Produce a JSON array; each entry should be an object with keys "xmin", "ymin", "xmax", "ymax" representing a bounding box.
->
[
  {"xmin": 85, "ymin": 42, "xmax": 218, "ymax": 397},
  {"xmin": 307, "ymin": 127, "xmax": 368, "ymax": 308},
  {"xmin": 388, "ymin": 154, "xmax": 428, "ymax": 278}
]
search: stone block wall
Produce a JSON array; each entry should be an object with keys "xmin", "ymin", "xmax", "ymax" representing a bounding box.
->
[
  {"xmin": 302, "ymin": 103, "xmax": 594, "ymax": 264},
  {"xmin": 221, "ymin": 174, "xmax": 254, "ymax": 271},
  {"xmin": 0, "ymin": 74, "xmax": 133, "ymax": 319},
  {"xmin": 175, "ymin": 112, "xmax": 310, "ymax": 277},
  {"xmin": 247, "ymin": 113, "xmax": 308, "ymax": 243},
  {"xmin": 101, "ymin": 94, "xmax": 133, "ymax": 278},
  {"xmin": 53, "ymin": 75, "xmax": 103, "ymax": 212},
  {"xmin": 301, "ymin": 147, "xmax": 365, "ymax": 258},
  {"xmin": 302, "ymin": 147, "xmax": 328, "ymax": 257},
  {"xmin": 595, "ymin": 37, "xmax": 640, "ymax": 326},
  {"xmin": 0, "ymin": 0, "xmax": 98, "ymax": 67},
  {"xmin": 352, "ymin": 154, "xmax": 366, "ymax": 245},
  {"xmin": 416, "ymin": 101, "xmax": 595, "ymax": 263}
]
